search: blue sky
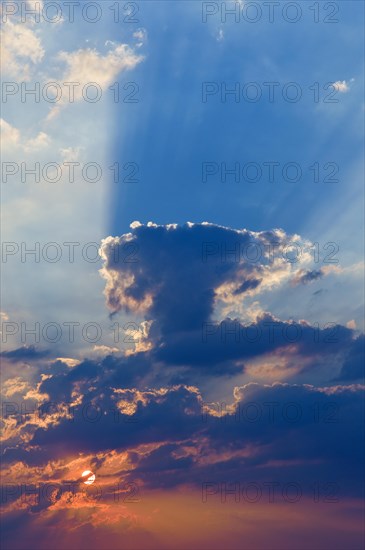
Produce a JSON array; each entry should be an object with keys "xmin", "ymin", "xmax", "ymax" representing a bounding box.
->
[
  {"xmin": 2, "ymin": 0, "xmax": 364, "ymax": 349},
  {"xmin": 109, "ymin": 0, "xmax": 364, "ymax": 333},
  {"xmin": 1, "ymin": 2, "xmax": 364, "ymax": 549},
  {"xmin": 111, "ymin": 0, "xmax": 364, "ymax": 236}
]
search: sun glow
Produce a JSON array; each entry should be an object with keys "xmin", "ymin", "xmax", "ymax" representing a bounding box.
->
[{"xmin": 81, "ymin": 470, "xmax": 96, "ymax": 485}]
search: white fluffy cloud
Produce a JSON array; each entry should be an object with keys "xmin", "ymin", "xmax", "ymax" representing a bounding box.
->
[
  {"xmin": 133, "ymin": 28, "xmax": 148, "ymax": 48},
  {"xmin": 332, "ymin": 79, "xmax": 352, "ymax": 92},
  {"xmin": 1, "ymin": 19, "xmax": 44, "ymax": 80},
  {"xmin": 100, "ymin": 222, "xmax": 327, "ymax": 321},
  {"xmin": 47, "ymin": 44, "xmax": 144, "ymax": 119},
  {"xmin": 0, "ymin": 118, "xmax": 50, "ymax": 152}
]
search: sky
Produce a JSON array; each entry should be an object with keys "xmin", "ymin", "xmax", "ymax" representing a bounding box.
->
[{"xmin": 1, "ymin": 1, "xmax": 364, "ymax": 549}]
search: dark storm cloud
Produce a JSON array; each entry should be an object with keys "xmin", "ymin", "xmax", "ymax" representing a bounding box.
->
[
  {"xmin": 125, "ymin": 383, "xmax": 365, "ymax": 498},
  {"xmin": 99, "ymin": 222, "xmax": 359, "ymax": 377},
  {"xmin": 33, "ymin": 353, "xmax": 152, "ymax": 404},
  {"xmin": 29, "ymin": 385, "xmax": 204, "ymax": 459},
  {"xmin": 0, "ymin": 345, "xmax": 49, "ymax": 361},
  {"xmin": 2, "ymin": 222, "xmax": 364, "ymax": 513},
  {"xmin": 1, "ymin": 337, "xmax": 364, "ymax": 512},
  {"xmin": 3, "ymin": 363, "xmax": 363, "ymax": 499},
  {"xmin": 291, "ymin": 269, "xmax": 324, "ymax": 286},
  {"xmin": 334, "ymin": 334, "xmax": 365, "ymax": 382},
  {"xmin": 100, "ymin": 222, "xmax": 296, "ymax": 334},
  {"xmin": 152, "ymin": 313, "xmax": 355, "ymax": 371},
  {"xmin": 233, "ymin": 277, "xmax": 262, "ymax": 295}
]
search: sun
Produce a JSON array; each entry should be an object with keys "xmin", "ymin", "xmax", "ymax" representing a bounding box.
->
[{"xmin": 81, "ymin": 470, "xmax": 96, "ymax": 485}]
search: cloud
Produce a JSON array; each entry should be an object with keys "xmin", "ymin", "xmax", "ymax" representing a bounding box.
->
[
  {"xmin": 26, "ymin": 0, "xmax": 44, "ymax": 10},
  {"xmin": 0, "ymin": 118, "xmax": 50, "ymax": 152},
  {"xmin": 100, "ymin": 222, "xmax": 314, "ymax": 326},
  {"xmin": 47, "ymin": 43, "xmax": 144, "ymax": 119},
  {"xmin": 151, "ymin": 313, "xmax": 355, "ymax": 375},
  {"xmin": 332, "ymin": 79, "xmax": 354, "ymax": 93},
  {"xmin": 2, "ymin": 374, "xmax": 364, "ymax": 500},
  {"xmin": 216, "ymin": 28, "xmax": 224, "ymax": 42},
  {"xmin": 1, "ymin": 19, "xmax": 44, "ymax": 80},
  {"xmin": 133, "ymin": 28, "xmax": 148, "ymax": 48},
  {"xmin": 232, "ymin": 277, "xmax": 262, "ymax": 295},
  {"xmin": 334, "ymin": 334, "xmax": 364, "ymax": 382},
  {"xmin": 99, "ymin": 223, "xmax": 356, "ymax": 378},
  {"xmin": 130, "ymin": 383, "xmax": 365, "ymax": 494},
  {"xmin": 54, "ymin": 357, "xmax": 81, "ymax": 367},
  {"xmin": 1, "ymin": 211, "xmax": 364, "ymax": 545},
  {"xmin": 0, "ymin": 345, "xmax": 50, "ymax": 362},
  {"xmin": 291, "ymin": 269, "xmax": 324, "ymax": 286},
  {"xmin": 92, "ymin": 345, "xmax": 120, "ymax": 356}
]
